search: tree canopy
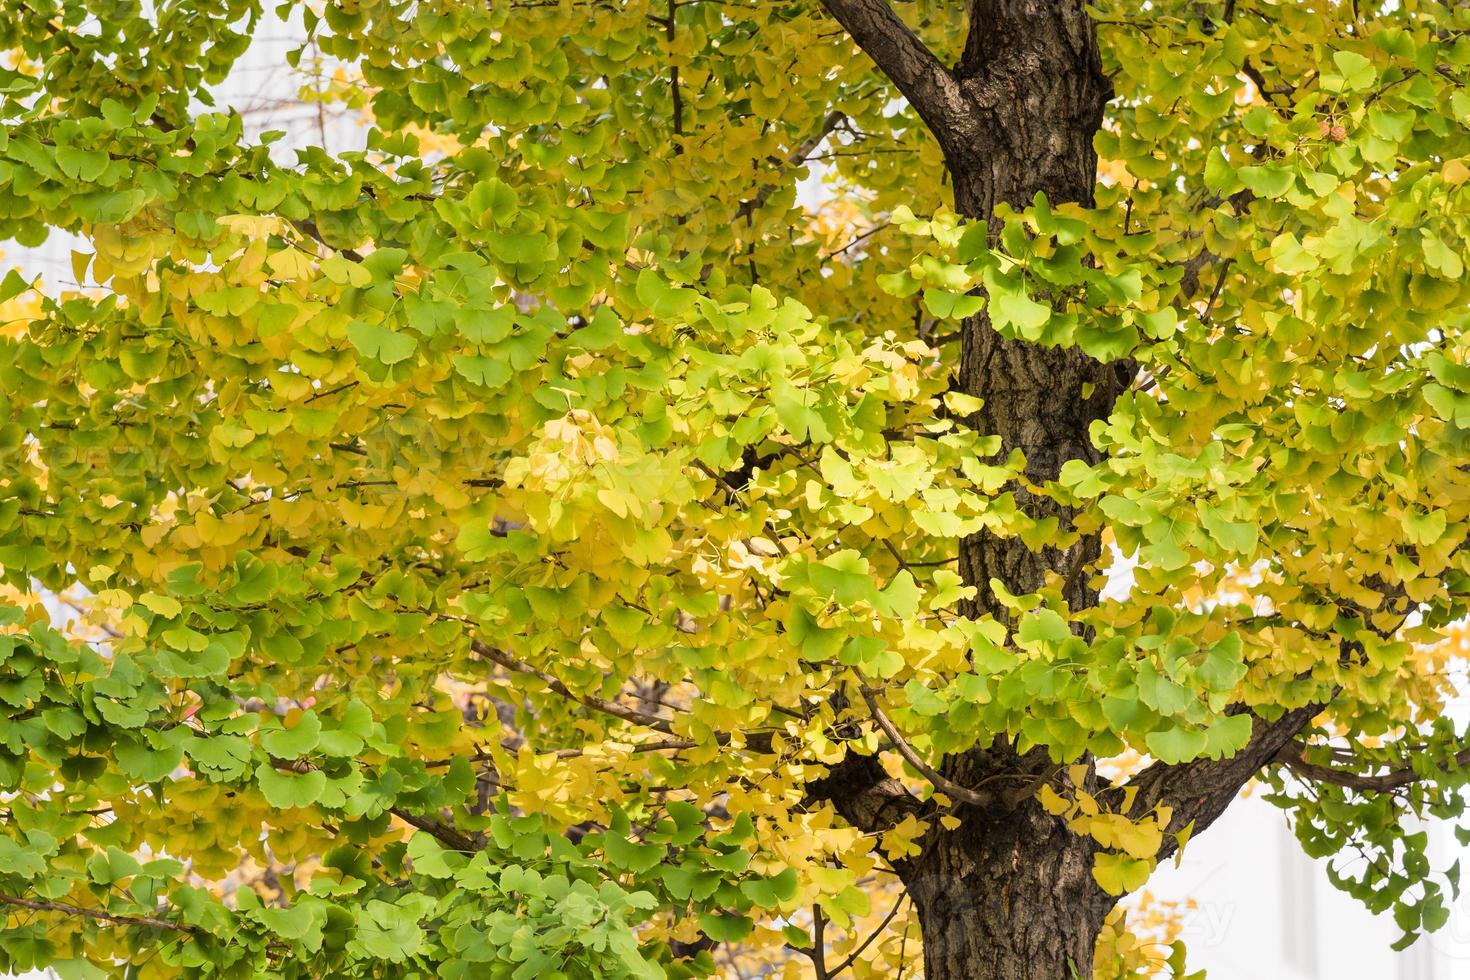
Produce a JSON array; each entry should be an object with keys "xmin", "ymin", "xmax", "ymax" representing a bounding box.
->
[{"xmin": 1, "ymin": 0, "xmax": 1469, "ymax": 977}]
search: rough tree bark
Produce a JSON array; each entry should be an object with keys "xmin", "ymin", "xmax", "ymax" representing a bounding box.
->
[{"xmin": 812, "ymin": 2, "xmax": 1322, "ymax": 977}]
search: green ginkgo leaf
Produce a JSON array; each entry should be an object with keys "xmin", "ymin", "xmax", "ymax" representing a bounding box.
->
[{"xmin": 347, "ymin": 320, "xmax": 418, "ymax": 365}]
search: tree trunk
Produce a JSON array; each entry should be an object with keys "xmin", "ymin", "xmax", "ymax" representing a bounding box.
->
[
  {"xmin": 946, "ymin": 0, "xmax": 1124, "ymax": 620},
  {"xmin": 901, "ymin": 805, "xmax": 1114, "ymax": 980},
  {"xmin": 927, "ymin": 4, "xmax": 1125, "ymax": 977},
  {"xmin": 809, "ymin": 3, "xmax": 1202, "ymax": 977},
  {"xmin": 811, "ymin": 2, "xmax": 1329, "ymax": 974}
]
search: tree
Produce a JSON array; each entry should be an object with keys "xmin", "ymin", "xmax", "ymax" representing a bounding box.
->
[{"xmin": 1, "ymin": 0, "xmax": 1468, "ymax": 976}]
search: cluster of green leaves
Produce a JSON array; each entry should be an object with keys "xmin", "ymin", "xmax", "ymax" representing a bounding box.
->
[
  {"xmin": 0, "ymin": 0, "xmax": 938, "ymax": 972},
  {"xmin": 1085, "ymin": 0, "xmax": 1470, "ymax": 928},
  {"xmin": 0, "ymin": 602, "xmax": 837, "ymax": 977},
  {"xmin": 1264, "ymin": 722, "xmax": 1470, "ymax": 951}
]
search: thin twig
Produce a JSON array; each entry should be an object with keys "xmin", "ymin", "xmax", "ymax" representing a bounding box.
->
[
  {"xmin": 860, "ymin": 687, "xmax": 995, "ymax": 807},
  {"xmin": 471, "ymin": 640, "xmax": 675, "ymax": 735},
  {"xmin": 738, "ymin": 111, "xmax": 846, "ymax": 218},
  {"xmin": 0, "ymin": 894, "xmax": 192, "ymax": 933},
  {"xmin": 1004, "ymin": 762, "xmax": 1065, "ymax": 809},
  {"xmin": 813, "ymin": 904, "xmax": 830, "ymax": 980},
  {"xmin": 828, "ymin": 893, "xmax": 906, "ymax": 975}
]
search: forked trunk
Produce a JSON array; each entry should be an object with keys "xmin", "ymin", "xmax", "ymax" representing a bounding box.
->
[{"xmin": 811, "ymin": 2, "xmax": 1321, "ymax": 974}]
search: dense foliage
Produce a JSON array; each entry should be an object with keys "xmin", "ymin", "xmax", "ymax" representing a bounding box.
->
[{"xmin": 1, "ymin": 0, "xmax": 1469, "ymax": 976}]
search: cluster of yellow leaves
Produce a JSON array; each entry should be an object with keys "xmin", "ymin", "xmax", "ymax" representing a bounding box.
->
[{"xmin": 1039, "ymin": 767, "xmax": 1183, "ymax": 897}]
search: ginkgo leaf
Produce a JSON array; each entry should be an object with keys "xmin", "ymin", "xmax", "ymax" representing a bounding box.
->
[
  {"xmin": 1017, "ymin": 608, "xmax": 1072, "ymax": 646},
  {"xmin": 1093, "ymin": 853, "xmax": 1152, "ymax": 896},
  {"xmin": 990, "ymin": 288, "xmax": 1051, "ymax": 336},
  {"xmin": 739, "ymin": 868, "xmax": 799, "ymax": 908},
  {"xmin": 1145, "ymin": 725, "xmax": 1208, "ymax": 764},
  {"xmin": 922, "ymin": 287, "xmax": 984, "ymax": 320},
  {"xmin": 635, "ymin": 268, "xmax": 696, "ymax": 319},
  {"xmin": 56, "ymin": 145, "xmax": 109, "ymax": 181},
  {"xmin": 453, "ymin": 354, "xmax": 513, "ymax": 389},
  {"xmin": 255, "ymin": 765, "xmax": 327, "ymax": 809},
  {"xmin": 347, "ymin": 321, "xmax": 418, "ymax": 365},
  {"xmin": 1331, "ymin": 50, "xmax": 1377, "ymax": 91},
  {"xmin": 261, "ymin": 711, "xmax": 322, "ymax": 758},
  {"xmin": 699, "ymin": 911, "xmax": 754, "ymax": 943}
]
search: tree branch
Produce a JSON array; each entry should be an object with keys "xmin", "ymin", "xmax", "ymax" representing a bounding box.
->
[
  {"xmin": 667, "ymin": 0, "xmax": 684, "ymax": 142},
  {"xmin": 470, "ymin": 639, "xmax": 788, "ymax": 755},
  {"xmin": 804, "ymin": 750, "xmax": 925, "ymax": 835},
  {"xmin": 818, "ymin": 0, "xmax": 964, "ymax": 132},
  {"xmin": 861, "ymin": 687, "xmax": 996, "ymax": 808},
  {"xmin": 1275, "ymin": 739, "xmax": 1470, "ymax": 794},
  {"xmin": 829, "ymin": 892, "xmax": 906, "ymax": 975},
  {"xmin": 471, "ymin": 639, "xmax": 676, "ymax": 735},
  {"xmin": 738, "ymin": 110, "xmax": 847, "ymax": 218},
  {"xmin": 0, "ymin": 893, "xmax": 194, "ymax": 933},
  {"xmin": 957, "ymin": 0, "xmax": 998, "ymax": 77},
  {"xmin": 289, "ymin": 218, "xmax": 364, "ymax": 262},
  {"xmin": 268, "ymin": 752, "xmax": 480, "ymax": 852},
  {"xmin": 389, "ymin": 807, "xmax": 480, "ymax": 853},
  {"xmin": 1119, "ymin": 702, "xmax": 1322, "ymax": 861},
  {"xmin": 956, "ymin": 0, "xmax": 1093, "ymax": 80}
]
